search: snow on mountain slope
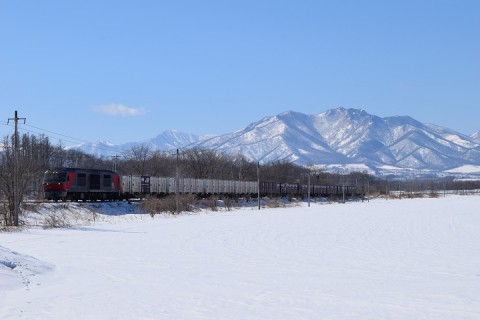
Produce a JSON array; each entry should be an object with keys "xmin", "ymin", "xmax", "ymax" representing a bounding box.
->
[
  {"xmin": 68, "ymin": 108, "xmax": 480, "ymax": 174},
  {"xmin": 196, "ymin": 111, "xmax": 347, "ymax": 164},
  {"xmin": 197, "ymin": 108, "xmax": 480, "ymax": 171},
  {"xmin": 313, "ymin": 108, "xmax": 389, "ymax": 156},
  {"xmin": 120, "ymin": 130, "xmax": 201, "ymax": 153},
  {"xmin": 65, "ymin": 141, "xmax": 118, "ymax": 158},
  {"xmin": 70, "ymin": 130, "xmax": 202, "ymax": 157},
  {"xmin": 446, "ymin": 165, "xmax": 480, "ymax": 174},
  {"xmin": 471, "ymin": 130, "xmax": 480, "ymax": 143}
]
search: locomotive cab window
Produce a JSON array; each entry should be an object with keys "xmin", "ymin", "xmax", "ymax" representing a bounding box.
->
[
  {"xmin": 90, "ymin": 174, "xmax": 101, "ymax": 190},
  {"xmin": 103, "ymin": 175, "xmax": 111, "ymax": 187},
  {"xmin": 77, "ymin": 173, "xmax": 87, "ymax": 187},
  {"xmin": 44, "ymin": 171, "xmax": 67, "ymax": 182}
]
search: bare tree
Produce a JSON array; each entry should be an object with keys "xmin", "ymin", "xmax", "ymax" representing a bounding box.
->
[
  {"xmin": 146, "ymin": 151, "xmax": 176, "ymax": 177},
  {"xmin": 123, "ymin": 145, "xmax": 152, "ymax": 175},
  {"xmin": 183, "ymin": 148, "xmax": 221, "ymax": 179},
  {"xmin": 0, "ymin": 134, "xmax": 56, "ymax": 226},
  {"xmin": 260, "ymin": 160, "xmax": 309, "ymax": 183}
]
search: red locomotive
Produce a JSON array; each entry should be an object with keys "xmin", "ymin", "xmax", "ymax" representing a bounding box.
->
[{"xmin": 43, "ymin": 168, "xmax": 121, "ymax": 201}]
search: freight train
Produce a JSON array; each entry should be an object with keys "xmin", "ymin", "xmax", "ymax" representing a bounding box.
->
[{"xmin": 43, "ymin": 168, "xmax": 357, "ymax": 201}]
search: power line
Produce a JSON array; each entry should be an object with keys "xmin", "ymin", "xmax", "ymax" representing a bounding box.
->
[
  {"xmin": 16, "ymin": 127, "xmax": 89, "ymax": 148},
  {"xmin": 17, "ymin": 122, "xmax": 128, "ymax": 155},
  {"xmin": 4, "ymin": 118, "xmax": 188, "ymax": 159},
  {"xmin": 17, "ymin": 127, "xmax": 119, "ymax": 153},
  {"xmin": 23, "ymin": 123, "xmax": 99, "ymax": 145}
]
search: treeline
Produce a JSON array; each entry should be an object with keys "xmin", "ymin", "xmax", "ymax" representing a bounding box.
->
[
  {"xmin": 1, "ymin": 133, "xmax": 480, "ymax": 226},
  {"xmin": 118, "ymin": 146, "xmax": 374, "ymax": 189},
  {"xmin": 121, "ymin": 145, "xmax": 311, "ymax": 182}
]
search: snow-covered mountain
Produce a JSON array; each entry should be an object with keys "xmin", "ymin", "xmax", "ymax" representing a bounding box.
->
[
  {"xmin": 66, "ymin": 141, "xmax": 118, "ymax": 158},
  {"xmin": 471, "ymin": 130, "xmax": 480, "ymax": 143},
  {"xmin": 70, "ymin": 108, "xmax": 480, "ymax": 175},
  {"xmin": 120, "ymin": 130, "xmax": 202, "ymax": 153},
  {"xmin": 69, "ymin": 130, "xmax": 202, "ymax": 157},
  {"xmin": 195, "ymin": 111, "xmax": 346, "ymax": 165},
  {"xmin": 196, "ymin": 108, "xmax": 480, "ymax": 173}
]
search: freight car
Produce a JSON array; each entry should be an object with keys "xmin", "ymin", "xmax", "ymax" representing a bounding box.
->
[
  {"xmin": 259, "ymin": 182, "xmax": 357, "ymax": 197},
  {"xmin": 120, "ymin": 176, "xmax": 258, "ymax": 197}
]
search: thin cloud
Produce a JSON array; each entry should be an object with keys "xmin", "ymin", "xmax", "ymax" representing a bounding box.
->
[{"xmin": 92, "ymin": 104, "xmax": 146, "ymax": 116}]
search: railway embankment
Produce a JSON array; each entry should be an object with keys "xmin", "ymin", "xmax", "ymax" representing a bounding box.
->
[{"xmin": 13, "ymin": 197, "xmax": 323, "ymax": 229}]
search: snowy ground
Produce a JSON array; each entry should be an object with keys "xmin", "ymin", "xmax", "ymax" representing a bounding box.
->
[{"xmin": 1, "ymin": 196, "xmax": 480, "ymax": 319}]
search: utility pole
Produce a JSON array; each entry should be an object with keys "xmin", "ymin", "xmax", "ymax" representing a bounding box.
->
[
  {"xmin": 111, "ymin": 155, "xmax": 120, "ymax": 172},
  {"xmin": 367, "ymin": 179, "xmax": 370, "ymax": 202},
  {"xmin": 398, "ymin": 180, "xmax": 401, "ymax": 200},
  {"xmin": 257, "ymin": 162, "xmax": 260, "ymax": 210},
  {"xmin": 7, "ymin": 111, "xmax": 26, "ymax": 227},
  {"xmin": 385, "ymin": 177, "xmax": 389, "ymax": 200},
  {"xmin": 307, "ymin": 173, "xmax": 311, "ymax": 207},
  {"xmin": 176, "ymin": 149, "xmax": 180, "ymax": 214}
]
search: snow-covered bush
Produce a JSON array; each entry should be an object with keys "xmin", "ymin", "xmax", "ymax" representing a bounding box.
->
[
  {"xmin": 42, "ymin": 211, "xmax": 72, "ymax": 229},
  {"xmin": 140, "ymin": 194, "xmax": 197, "ymax": 216}
]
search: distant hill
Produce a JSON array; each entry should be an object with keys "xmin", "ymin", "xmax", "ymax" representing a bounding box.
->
[
  {"xmin": 196, "ymin": 108, "xmax": 480, "ymax": 174},
  {"xmin": 68, "ymin": 130, "xmax": 204, "ymax": 158},
  {"xmin": 69, "ymin": 108, "xmax": 480, "ymax": 176},
  {"xmin": 471, "ymin": 130, "xmax": 480, "ymax": 143}
]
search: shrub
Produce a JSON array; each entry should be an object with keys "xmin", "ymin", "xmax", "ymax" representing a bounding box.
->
[
  {"xmin": 140, "ymin": 194, "xmax": 197, "ymax": 216},
  {"xmin": 42, "ymin": 211, "xmax": 72, "ymax": 229},
  {"xmin": 222, "ymin": 197, "xmax": 235, "ymax": 211},
  {"xmin": 204, "ymin": 197, "xmax": 219, "ymax": 211},
  {"xmin": 429, "ymin": 191, "xmax": 439, "ymax": 198}
]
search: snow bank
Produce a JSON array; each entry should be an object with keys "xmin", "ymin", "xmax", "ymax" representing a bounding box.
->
[
  {"xmin": 1, "ymin": 196, "xmax": 480, "ymax": 319},
  {"xmin": 0, "ymin": 245, "xmax": 53, "ymax": 293}
]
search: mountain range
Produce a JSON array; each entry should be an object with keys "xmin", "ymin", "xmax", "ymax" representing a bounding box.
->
[{"xmin": 70, "ymin": 108, "xmax": 480, "ymax": 176}]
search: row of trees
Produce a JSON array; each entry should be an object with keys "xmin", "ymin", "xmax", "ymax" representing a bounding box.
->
[
  {"xmin": 121, "ymin": 146, "xmax": 312, "ymax": 182},
  {"xmin": 0, "ymin": 134, "xmax": 114, "ymax": 226},
  {"xmin": 2, "ymin": 133, "xmax": 480, "ymax": 226}
]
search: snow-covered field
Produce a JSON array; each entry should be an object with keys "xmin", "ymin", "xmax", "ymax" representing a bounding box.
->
[{"xmin": 1, "ymin": 196, "xmax": 480, "ymax": 319}]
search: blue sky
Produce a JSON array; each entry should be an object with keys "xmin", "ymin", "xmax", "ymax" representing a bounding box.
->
[{"xmin": 1, "ymin": 0, "xmax": 479, "ymax": 146}]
